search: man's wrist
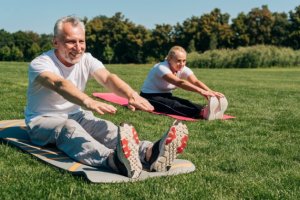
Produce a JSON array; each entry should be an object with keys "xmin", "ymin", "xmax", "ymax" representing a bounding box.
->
[{"xmin": 83, "ymin": 97, "xmax": 93, "ymax": 107}]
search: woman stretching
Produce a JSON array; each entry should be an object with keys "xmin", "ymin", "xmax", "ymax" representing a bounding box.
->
[{"xmin": 140, "ymin": 46, "xmax": 228, "ymax": 120}]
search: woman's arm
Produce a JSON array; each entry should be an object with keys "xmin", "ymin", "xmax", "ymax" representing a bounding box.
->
[{"xmin": 162, "ymin": 73, "xmax": 216, "ymax": 98}]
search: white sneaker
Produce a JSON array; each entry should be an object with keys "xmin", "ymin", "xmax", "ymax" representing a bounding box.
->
[
  {"xmin": 149, "ymin": 120, "xmax": 189, "ymax": 172},
  {"xmin": 203, "ymin": 97, "xmax": 219, "ymax": 120},
  {"xmin": 114, "ymin": 123, "xmax": 142, "ymax": 178},
  {"xmin": 215, "ymin": 97, "xmax": 228, "ymax": 119}
]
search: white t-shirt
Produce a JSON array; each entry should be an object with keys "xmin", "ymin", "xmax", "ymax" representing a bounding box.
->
[
  {"xmin": 25, "ymin": 49, "xmax": 104, "ymax": 124},
  {"xmin": 141, "ymin": 61, "xmax": 193, "ymax": 93}
]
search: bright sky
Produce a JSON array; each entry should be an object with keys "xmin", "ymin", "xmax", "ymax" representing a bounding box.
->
[{"xmin": 1, "ymin": 0, "xmax": 300, "ymax": 34}]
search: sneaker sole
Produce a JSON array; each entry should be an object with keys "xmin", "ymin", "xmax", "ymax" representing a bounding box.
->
[
  {"xmin": 215, "ymin": 97, "xmax": 228, "ymax": 119},
  {"xmin": 207, "ymin": 97, "xmax": 219, "ymax": 120},
  {"xmin": 117, "ymin": 123, "xmax": 142, "ymax": 178},
  {"xmin": 150, "ymin": 120, "xmax": 189, "ymax": 172}
]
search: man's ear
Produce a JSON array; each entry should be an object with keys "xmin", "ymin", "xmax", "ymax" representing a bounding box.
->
[{"xmin": 53, "ymin": 38, "xmax": 58, "ymax": 47}]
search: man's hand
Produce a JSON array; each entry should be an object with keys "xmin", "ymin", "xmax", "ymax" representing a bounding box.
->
[
  {"xmin": 83, "ymin": 98, "xmax": 117, "ymax": 115},
  {"xmin": 127, "ymin": 92, "xmax": 154, "ymax": 112}
]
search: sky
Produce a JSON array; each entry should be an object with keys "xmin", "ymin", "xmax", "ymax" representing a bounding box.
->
[{"xmin": 1, "ymin": 0, "xmax": 300, "ymax": 35}]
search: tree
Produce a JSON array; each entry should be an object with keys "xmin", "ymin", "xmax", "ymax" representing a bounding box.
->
[
  {"xmin": 187, "ymin": 39, "xmax": 196, "ymax": 52},
  {"xmin": 102, "ymin": 45, "xmax": 114, "ymax": 63},
  {"xmin": 28, "ymin": 43, "xmax": 41, "ymax": 59},
  {"xmin": 145, "ymin": 24, "xmax": 174, "ymax": 61},
  {"xmin": 271, "ymin": 12, "xmax": 289, "ymax": 46},
  {"xmin": 85, "ymin": 15, "xmax": 106, "ymax": 60},
  {"xmin": 246, "ymin": 5, "xmax": 274, "ymax": 45},
  {"xmin": 10, "ymin": 46, "xmax": 23, "ymax": 61},
  {"xmin": 86, "ymin": 12, "xmax": 150, "ymax": 63},
  {"xmin": 288, "ymin": 6, "xmax": 300, "ymax": 49},
  {"xmin": 197, "ymin": 8, "xmax": 233, "ymax": 51},
  {"xmin": 231, "ymin": 12, "xmax": 250, "ymax": 47},
  {"xmin": 209, "ymin": 33, "xmax": 218, "ymax": 50},
  {"xmin": 12, "ymin": 31, "xmax": 40, "ymax": 61},
  {"xmin": 173, "ymin": 16, "xmax": 200, "ymax": 51},
  {"xmin": 39, "ymin": 34, "xmax": 53, "ymax": 52},
  {"xmin": 0, "ymin": 29, "xmax": 14, "ymax": 48},
  {"xmin": 0, "ymin": 45, "xmax": 11, "ymax": 61}
]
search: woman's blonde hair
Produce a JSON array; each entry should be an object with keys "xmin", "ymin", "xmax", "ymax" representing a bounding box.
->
[{"xmin": 166, "ymin": 46, "xmax": 187, "ymax": 60}]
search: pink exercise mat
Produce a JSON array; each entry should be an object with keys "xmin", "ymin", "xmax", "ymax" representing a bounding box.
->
[{"xmin": 92, "ymin": 93, "xmax": 235, "ymax": 121}]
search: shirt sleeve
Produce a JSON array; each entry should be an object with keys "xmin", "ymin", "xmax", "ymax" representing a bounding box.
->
[
  {"xmin": 84, "ymin": 53, "xmax": 105, "ymax": 74},
  {"xmin": 180, "ymin": 66, "xmax": 194, "ymax": 79},
  {"xmin": 28, "ymin": 56, "xmax": 54, "ymax": 84},
  {"xmin": 156, "ymin": 63, "xmax": 172, "ymax": 78}
]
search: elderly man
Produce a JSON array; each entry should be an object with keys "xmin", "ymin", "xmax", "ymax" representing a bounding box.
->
[{"xmin": 25, "ymin": 16, "xmax": 188, "ymax": 178}]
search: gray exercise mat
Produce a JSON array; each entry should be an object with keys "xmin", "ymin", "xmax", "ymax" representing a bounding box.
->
[{"xmin": 0, "ymin": 120, "xmax": 196, "ymax": 183}]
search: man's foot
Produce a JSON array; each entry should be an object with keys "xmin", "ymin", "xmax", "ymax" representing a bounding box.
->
[
  {"xmin": 215, "ymin": 97, "xmax": 228, "ymax": 119},
  {"xmin": 113, "ymin": 123, "xmax": 142, "ymax": 178},
  {"xmin": 148, "ymin": 120, "xmax": 189, "ymax": 172},
  {"xmin": 203, "ymin": 97, "xmax": 219, "ymax": 120}
]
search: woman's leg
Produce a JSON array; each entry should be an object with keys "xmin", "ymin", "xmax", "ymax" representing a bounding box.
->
[{"xmin": 141, "ymin": 93, "xmax": 203, "ymax": 118}]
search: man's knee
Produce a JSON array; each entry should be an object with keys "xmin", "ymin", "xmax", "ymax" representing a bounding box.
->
[{"xmin": 58, "ymin": 119, "xmax": 84, "ymax": 140}]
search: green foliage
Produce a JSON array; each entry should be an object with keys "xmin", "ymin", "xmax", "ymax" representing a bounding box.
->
[
  {"xmin": 187, "ymin": 45, "xmax": 300, "ymax": 68},
  {"xmin": 198, "ymin": 8, "xmax": 233, "ymax": 50},
  {"xmin": 1, "ymin": 63, "xmax": 300, "ymax": 199},
  {"xmin": 231, "ymin": 5, "xmax": 290, "ymax": 48},
  {"xmin": 3, "ymin": 4, "xmax": 300, "ymax": 63},
  {"xmin": 28, "ymin": 43, "xmax": 41, "ymax": 59},
  {"xmin": 102, "ymin": 45, "xmax": 114, "ymax": 64},
  {"xmin": 174, "ymin": 8, "xmax": 234, "ymax": 52},
  {"xmin": 246, "ymin": 5, "xmax": 274, "ymax": 45},
  {"xmin": 288, "ymin": 6, "xmax": 300, "ymax": 49},
  {"xmin": 271, "ymin": 12, "xmax": 289, "ymax": 46},
  {"xmin": 0, "ymin": 45, "xmax": 11, "ymax": 61},
  {"xmin": 10, "ymin": 46, "xmax": 23, "ymax": 61},
  {"xmin": 145, "ymin": 24, "xmax": 174, "ymax": 61},
  {"xmin": 0, "ymin": 30, "xmax": 50, "ymax": 62},
  {"xmin": 85, "ymin": 12, "xmax": 151, "ymax": 64},
  {"xmin": 187, "ymin": 39, "xmax": 196, "ymax": 52},
  {"xmin": 0, "ymin": 46, "xmax": 24, "ymax": 61}
]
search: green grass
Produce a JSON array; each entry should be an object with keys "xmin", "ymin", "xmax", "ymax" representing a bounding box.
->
[{"xmin": 1, "ymin": 62, "xmax": 300, "ymax": 199}]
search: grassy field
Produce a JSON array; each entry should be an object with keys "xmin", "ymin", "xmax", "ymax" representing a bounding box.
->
[{"xmin": 0, "ymin": 62, "xmax": 300, "ymax": 199}]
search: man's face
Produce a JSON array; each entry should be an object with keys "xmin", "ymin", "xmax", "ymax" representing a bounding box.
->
[
  {"xmin": 168, "ymin": 51, "xmax": 187, "ymax": 73},
  {"xmin": 53, "ymin": 22, "xmax": 86, "ymax": 67}
]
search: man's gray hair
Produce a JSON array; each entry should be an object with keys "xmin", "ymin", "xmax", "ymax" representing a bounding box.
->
[{"xmin": 54, "ymin": 16, "xmax": 85, "ymax": 37}]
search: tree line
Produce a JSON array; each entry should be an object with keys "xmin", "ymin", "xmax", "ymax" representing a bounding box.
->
[{"xmin": 1, "ymin": 5, "xmax": 300, "ymax": 64}]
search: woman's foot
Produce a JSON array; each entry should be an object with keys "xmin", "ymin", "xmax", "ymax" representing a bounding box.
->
[
  {"xmin": 215, "ymin": 97, "xmax": 228, "ymax": 119},
  {"xmin": 202, "ymin": 97, "xmax": 219, "ymax": 120}
]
